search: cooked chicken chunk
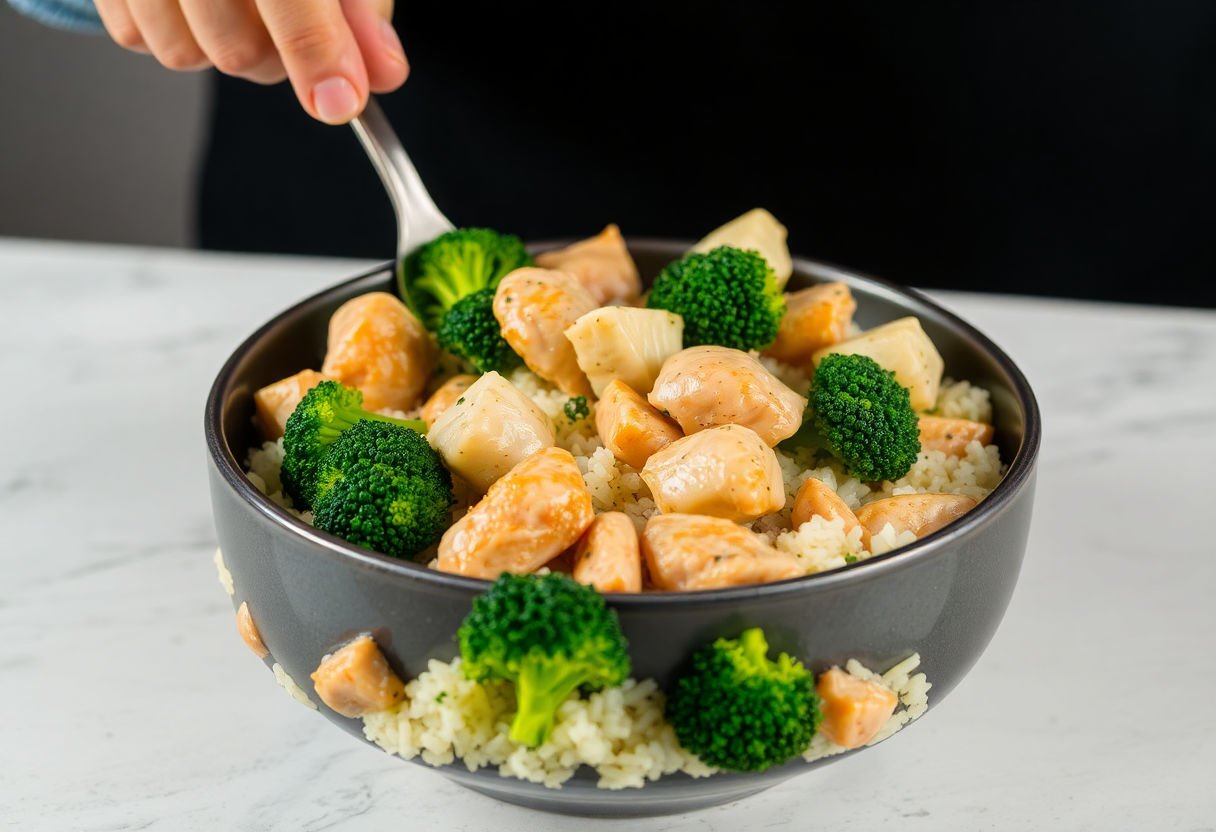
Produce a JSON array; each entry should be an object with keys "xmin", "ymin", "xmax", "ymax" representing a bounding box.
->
[
  {"xmin": 321, "ymin": 292, "xmax": 435, "ymax": 412},
  {"xmin": 426, "ymin": 371, "xmax": 555, "ymax": 493},
  {"xmin": 595, "ymin": 379, "xmax": 684, "ymax": 470},
  {"xmin": 493, "ymin": 268, "xmax": 597, "ymax": 396},
  {"xmin": 572, "ymin": 512, "xmax": 643, "ymax": 593},
  {"xmin": 813, "ymin": 316, "xmax": 943, "ymax": 411},
  {"xmin": 918, "ymin": 416, "xmax": 995, "ymax": 457},
  {"xmin": 648, "ymin": 346, "xmax": 807, "ymax": 446},
  {"xmin": 534, "ymin": 224, "xmax": 641, "ymax": 305},
  {"xmin": 421, "ymin": 374, "xmax": 477, "ymax": 428},
  {"xmin": 791, "ymin": 478, "xmax": 869, "ymax": 549},
  {"xmin": 565, "ymin": 306, "xmax": 684, "ymax": 397},
  {"xmin": 641, "ymin": 425, "xmax": 785, "ymax": 522},
  {"xmin": 690, "ymin": 208, "xmax": 793, "ymax": 288},
  {"xmin": 816, "ymin": 668, "xmax": 899, "ymax": 749},
  {"xmin": 253, "ymin": 369, "xmax": 333, "ymax": 440},
  {"xmin": 309, "ymin": 634, "xmax": 406, "ymax": 718},
  {"xmin": 855, "ymin": 494, "xmax": 977, "ymax": 539},
  {"xmin": 642, "ymin": 514, "xmax": 804, "ymax": 590},
  {"xmin": 437, "ymin": 447, "xmax": 595, "ymax": 579},
  {"xmin": 763, "ymin": 282, "xmax": 856, "ymax": 365},
  {"xmin": 235, "ymin": 601, "xmax": 269, "ymax": 659}
]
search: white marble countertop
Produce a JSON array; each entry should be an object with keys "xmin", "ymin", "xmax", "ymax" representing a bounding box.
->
[{"xmin": 2, "ymin": 238, "xmax": 1214, "ymax": 831}]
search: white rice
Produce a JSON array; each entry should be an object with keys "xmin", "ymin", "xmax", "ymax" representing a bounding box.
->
[
  {"xmin": 213, "ymin": 548, "xmax": 235, "ymax": 597},
  {"xmin": 272, "ymin": 662, "xmax": 317, "ymax": 709},
  {"xmin": 932, "ymin": 377, "xmax": 993, "ymax": 424}
]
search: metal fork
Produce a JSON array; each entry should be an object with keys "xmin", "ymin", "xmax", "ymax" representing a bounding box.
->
[{"xmin": 350, "ymin": 97, "xmax": 454, "ymax": 295}]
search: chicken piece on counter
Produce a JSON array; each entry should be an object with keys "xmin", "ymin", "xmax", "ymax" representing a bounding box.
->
[
  {"xmin": 649, "ymin": 346, "xmax": 806, "ymax": 446},
  {"xmin": 641, "ymin": 514, "xmax": 804, "ymax": 591},
  {"xmin": 253, "ymin": 369, "xmax": 333, "ymax": 440},
  {"xmin": 309, "ymin": 634, "xmax": 406, "ymax": 718},
  {"xmin": 565, "ymin": 306, "xmax": 684, "ymax": 397},
  {"xmin": 572, "ymin": 512, "xmax": 643, "ymax": 593},
  {"xmin": 595, "ymin": 379, "xmax": 684, "ymax": 470},
  {"xmin": 855, "ymin": 493, "xmax": 977, "ymax": 540},
  {"xmin": 641, "ymin": 425, "xmax": 785, "ymax": 522},
  {"xmin": 421, "ymin": 374, "xmax": 477, "ymax": 428},
  {"xmin": 791, "ymin": 478, "xmax": 870, "ymax": 549},
  {"xmin": 321, "ymin": 292, "xmax": 436, "ymax": 412},
  {"xmin": 763, "ymin": 282, "xmax": 856, "ymax": 365},
  {"xmin": 816, "ymin": 667, "xmax": 899, "ymax": 749},
  {"xmin": 426, "ymin": 371, "xmax": 555, "ymax": 493},
  {"xmin": 813, "ymin": 316, "xmax": 943, "ymax": 411},
  {"xmin": 493, "ymin": 268, "xmax": 597, "ymax": 396},
  {"xmin": 437, "ymin": 447, "xmax": 595, "ymax": 579},
  {"xmin": 534, "ymin": 224, "xmax": 642, "ymax": 305},
  {"xmin": 690, "ymin": 208, "xmax": 793, "ymax": 289},
  {"xmin": 918, "ymin": 416, "xmax": 995, "ymax": 457}
]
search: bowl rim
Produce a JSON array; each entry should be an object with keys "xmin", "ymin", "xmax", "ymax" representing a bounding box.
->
[{"xmin": 205, "ymin": 238, "xmax": 1041, "ymax": 606}]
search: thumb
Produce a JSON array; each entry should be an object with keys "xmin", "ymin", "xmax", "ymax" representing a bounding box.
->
[{"xmin": 341, "ymin": 0, "xmax": 409, "ymax": 94}]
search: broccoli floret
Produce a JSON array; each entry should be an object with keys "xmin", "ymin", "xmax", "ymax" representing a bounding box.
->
[
  {"xmin": 401, "ymin": 228, "xmax": 533, "ymax": 330},
  {"xmin": 435, "ymin": 287, "xmax": 522, "ymax": 374},
  {"xmin": 312, "ymin": 458, "xmax": 452, "ymax": 560},
  {"xmin": 563, "ymin": 395, "xmax": 589, "ymax": 422},
  {"xmin": 281, "ymin": 380, "xmax": 426, "ymax": 509},
  {"xmin": 809, "ymin": 353, "xmax": 921, "ymax": 482},
  {"xmin": 458, "ymin": 573, "xmax": 631, "ymax": 748},
  {"xmin": 312, "ymin": 420, "xmax": 449, "ymax": 504},
  {"xmin": 665, "ymin": 628, "xmax": 821, "ymax": 772},
  {"xmin": 647, "ymin": 245, "xmax": 785, "ymax": 351}
]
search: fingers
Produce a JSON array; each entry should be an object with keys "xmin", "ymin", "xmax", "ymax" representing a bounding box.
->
[
  {"xmin": 94, "ymin": 0, "xmax": 148, "ymax": 53},
  {"xmin": 125, "ymin": 0, "xmax": 211, "ymax": 70},
  {"xmin": 254, "ymin": 0, "xmax": 370, "ymax": 124},
  {"xmin": 179, "ymin": 0, "xmax": 286, "ymax": 85},
  {"xmin": 341, "ymin": 0, "xmax": 409, "ymax": 94}
]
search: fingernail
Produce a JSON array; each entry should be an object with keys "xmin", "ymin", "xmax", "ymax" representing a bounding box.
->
[
  {"xmin": 312, "ymin": 77, "xmax": 361, "ymax": 124},
  {"xmin": 380, "ymin": 20, "xmax": 407, "ymax": 66}
]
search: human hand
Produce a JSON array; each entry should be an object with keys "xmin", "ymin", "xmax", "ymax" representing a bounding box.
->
[{"xmin": 94, "ymin": 0, "xmax": 408, "ymax": 124}]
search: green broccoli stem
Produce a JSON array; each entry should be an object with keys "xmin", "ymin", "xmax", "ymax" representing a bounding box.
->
[
  {"xmin": 737, "ymin": 628, "xmax": 769, "ymax": 670},
  {"xmin": 317, "ymin": 408, "xmax": 426, "ymax": 445},
  {"xmin": 509, "ymin": 660, "xmax": 590, "ymax": 748}
]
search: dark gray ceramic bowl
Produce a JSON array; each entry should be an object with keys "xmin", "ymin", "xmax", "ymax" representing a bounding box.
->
[{"xmin": 206, "ymin": 240, "xmax": 1040, "ymax": 817}]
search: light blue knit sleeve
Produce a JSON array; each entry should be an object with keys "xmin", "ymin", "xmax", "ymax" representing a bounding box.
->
[{"xmin": 7, "ymin": 0, "xmax": 104, "ymax": 32}]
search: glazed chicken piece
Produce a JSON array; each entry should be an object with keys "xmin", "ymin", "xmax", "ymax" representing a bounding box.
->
[
  {"xmin": 437, "ymin": 447, "xmax": 595, "ymax": 579},
  {"xmin": 641, "ymin": 514, "xmax": 804, "ymax": 591},
  {"xmin": 641, "ymin": 425, "xmax": 785, "ymax": 522},
  {"xmin": 918, "ymin": 416, "xmax": 995, "ymax": 457},
  {"xmin": 534, "ymin": 224, "xmax": 642, "ymax": 305},
  {"xmin": 595, "ymin": 379, "xmax": 684, "ymax": 470},
  {"xmin": 816, "ymin": 667, "xmax": 899, "ymax": 749},
  {"xmin": 648, "ymin": 346, "xmax": 807, "ymax": 446},
  {"xmin": 855, "ymin": 494, "xmax": 978, "ymax": 540},
  {"xmin": 791, "ymin": 478, "xmax": 870, "ymax": 549},
  {"xmin": 253, "ymin": 369, "xmax": 333, "ymax": 440},
  {"xmin": 571, "ymin": 512, "xmax": 643, "ymax": 593},
  {"xmin": 420, "ymin": 374, "xmax": 477, "ymax": 428},
  {"xmin": 321, "ymin": 292, "xmax": 435, "ymax": 412},
  {"xmin": 493, "ymin": 268, "xmax": 597, "ymax": 396},
  {"xmin": 763, "ymin": 282, "xmax": 856, "ymax": 366},
  {"xmin": 426, "ymin": 371, "xmax": 555, "ymax": 493},
  {"xmin": 309, "ymin": 634, "xmax": 406, "ymax": 718}
]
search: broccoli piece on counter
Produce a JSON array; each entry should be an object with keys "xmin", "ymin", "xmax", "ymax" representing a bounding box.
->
[
  {"xmin": 665, "ymin": 628, "xmax": 821, "ymax": 772},
  {"xmin": 401, "ymin": 228, "xmax": 533, "ymax": 330},
  {"xmin": 458, "ymin": 573, "xmax": 631, "ymax": 748},
  {"xmin": 435, "ymin": 287, "xmax": 522, "ymax": 374},
  {"xmin": 809, "ymin": 352, "xmax": 921, "ymax": 482},
  {"xmin": 281, "ymin": 380, "xmax": 426, "ymax": 508},
  {"xmin": 563, "ymin": 395, "xmax": 590, "ymax": 422},
  {"xmin": 647, "ymin": 245, "xmax": 785, "ymax": 351}
]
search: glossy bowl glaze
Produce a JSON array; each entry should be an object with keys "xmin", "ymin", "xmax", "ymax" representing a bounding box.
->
[{"xmin": 206, "ymin": 240, "xmax": 1040, "ymax": 817}]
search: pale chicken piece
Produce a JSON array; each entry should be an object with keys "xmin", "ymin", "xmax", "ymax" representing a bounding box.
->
[
  {"xmin": 493, "ymin": 268, "xmax": 597, "ymax": 396},
  {"xmin": 641, "ymin": 514, "xmax": 804, "ymax": 591},
  {"xmin": 421, "ymin": 374, "xmax": 477, "ymax": 428},
  {"xmin": 690, "ymin": 208, "xmax": 793, "ymax": 288},
  {"xmin": 309, "ymin": 634, "xmax": 406, "ymax": 718},
  {"xmin": 641, "ymin": 425, "xmax": 785, "ymax": 522},
  {"xmin": 763, "ymin": 282, "xmax": 856, "ymax": 365},
  {"xmin": 437, "ymin": 447, "xmax": 595, "ymax": 579},
  {"xmin": 918, "ymin": 416, "xmax": 995, "ymax": 457},
  {"xmin": 791, "ymin": 478, "xmax": 870, "ymax": 549},
  {"xmin": 572, "ymin": 512, "xmax": 643, "ymax": 593},
  {"xmin": 816, "ymin": 667, "xmax": 899, "ymax": 749},
  {"xmin": 648, "ymin": 346, "xmax": 807, "ymax": 446},
  {"xmin": 426, "ymin": 371, "xmax": 555, "ymax": 493},
  {"xmin": 595, "ymin": 379, "xmax": 683, "ymax": 470},
  {"xmin": 565, "ymin": 306, "xmax": 684, "ymax": 397},
  {"xmin": 855, "ymin": 493, "xmax": 978, "ymax": 539},
  {"xmin": 321, "ymin": 292, "xmax": 436, "ymax": 412},
  {"xmin": 253, "ymin": 369, "xmax": 333, "ymax": 440},
  {"xmin": 813, "ymin": 317, "xmax": 944, "ymax": 411},
  {"xmin": 534, "ymin": 224, "xmax": 641, "ymax": 305}
]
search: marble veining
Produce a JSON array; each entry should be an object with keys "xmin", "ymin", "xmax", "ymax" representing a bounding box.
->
[{"xmin": 1, "ymin": 238, "xmax": 1214, "ymax": 831}]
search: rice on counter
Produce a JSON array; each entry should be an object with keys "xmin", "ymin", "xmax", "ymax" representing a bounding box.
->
[{"xmin": 362, "ymin": 653, "xmax": 930, "ymax": 789}]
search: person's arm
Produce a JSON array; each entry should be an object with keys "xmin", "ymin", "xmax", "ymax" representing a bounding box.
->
[{"xmin": 8, "ymin": 0, "xmax": 104, "ymax": 32}]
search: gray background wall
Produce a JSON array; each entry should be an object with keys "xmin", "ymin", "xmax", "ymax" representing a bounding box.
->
[{"xmin": 0, "ymin": 3, "xmax": 206, "ymax": 247}]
